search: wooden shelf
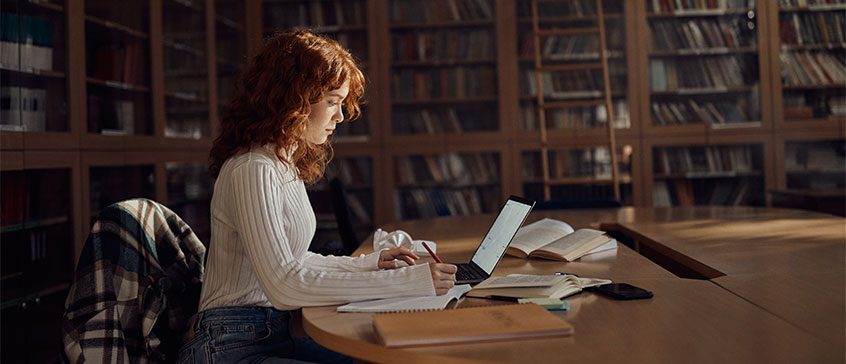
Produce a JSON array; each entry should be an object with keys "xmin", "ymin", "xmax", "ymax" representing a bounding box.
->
[
  {"xmin": 649, "ymin": 47, "xmax": 758, "ymax": 57},
  {"xmin": 779, "ymin": 4, "xmax": 846, "ymax": 12},
  {"xmin": 85, "ymin": 15, "xmax": 149, "ymax": 39},
  {"xmin": 1, "ymin": 216, "xmax": 69, "ymax": 234},
  {"xmin": 782, "ymin": 84, "xmax": 846, "ymax": 90},
  {"xmin": 647, "ymin": 9, "xmax": 753, "ymax": 18},
  {"xmin": 779, "ymin": 43, "xmax": 846, "ymax": 51},
  {"xmin": 20, "ymin": 0, "xmax": 64, "ymax": 13},
  {"xmin": 516, "ymin": 14, "xmax": 624, "ymax": 23},
  {"xmin": 392, "ymin": 96, "xmax": 497, "ymax": 105},
  {"xmin": 390, "ymin": 20, "xmax": 494, "ymax": 29},
  {"xmin": 651, "ymin": 86, "xmax": 757, "ymax": 96},
  {"xmin": 0, "ymin": 63, "xmax": 65, "ymax": 78},
  {"xmin": 86, "ymin": 77, "xmax": 150, "ymax": 92},
  {"xmin": 391, "ymin": 59, "xmax": 496, "ymax": 66}
]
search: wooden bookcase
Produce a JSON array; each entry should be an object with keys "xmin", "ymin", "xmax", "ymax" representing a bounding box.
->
[
  {"xmin": 246, "ymin": 0, "xmax": 844, "ymax": 224},
  {"xmin": 0, "ymin": 1, "xmax": 247, "ymax": 361}
]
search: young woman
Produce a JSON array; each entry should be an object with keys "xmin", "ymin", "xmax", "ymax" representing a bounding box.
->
[{"xmin": 177, "ymin": 31, "xmax": 457, "ymax": 363}]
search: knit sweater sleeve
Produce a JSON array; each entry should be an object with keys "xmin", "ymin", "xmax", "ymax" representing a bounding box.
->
[
  {"xmin": 301, "ymin": 250, "xmax": 386, "ymax": 272},
  {"xmin": 230, "ymin": 161, "xmax": 435, "ymax": 308}
]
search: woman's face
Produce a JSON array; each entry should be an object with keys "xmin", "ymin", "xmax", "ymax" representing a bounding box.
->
[{"xmin": 304, "ymin": 81, "xmax": 349, "ymax": 144}]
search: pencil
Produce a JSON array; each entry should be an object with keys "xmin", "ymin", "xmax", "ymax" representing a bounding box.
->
[{"xmin": 421, "ymin": 241, "xmax": 442, "ymax": 263}]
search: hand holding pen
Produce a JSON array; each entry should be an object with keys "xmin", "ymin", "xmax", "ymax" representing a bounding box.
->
[{"xmin": 422, "ymin": 242, "xmax": 456, "ymax": 295}]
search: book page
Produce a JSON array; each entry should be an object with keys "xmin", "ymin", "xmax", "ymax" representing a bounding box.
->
[
  {"xmin": 509, "ymin": 219, "xmax": 574, "ymax": 255},
  {"xmin": 533, "ymin": 228, "xmax": 606, "ymax": 260},
  {"xmin": 473, "ymin": 274, "xmax": 565, "ymax": 289}
]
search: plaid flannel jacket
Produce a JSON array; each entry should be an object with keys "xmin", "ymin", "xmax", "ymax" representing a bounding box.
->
[{"xmin": 62, "ymin": 199, "xmax": 206, "ymax": 364}]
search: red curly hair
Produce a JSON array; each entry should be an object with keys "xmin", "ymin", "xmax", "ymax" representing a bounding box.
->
[{"xmin": 209, "ymin": 30, "xmax": 365, "ymax": 183}]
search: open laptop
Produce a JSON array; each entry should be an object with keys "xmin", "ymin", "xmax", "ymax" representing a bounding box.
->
[{"xmin": 453, "ymin": 195, "xmax": 535, "ymax": 285}]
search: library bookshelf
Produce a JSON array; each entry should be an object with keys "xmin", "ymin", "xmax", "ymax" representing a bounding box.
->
[
  {"xmin": 0, "ymin": 0, "xmax": 247, "ymax": 361},
  {"xmin": 248, "ymin": 0, "xmax": 844, "ymax": 228}
]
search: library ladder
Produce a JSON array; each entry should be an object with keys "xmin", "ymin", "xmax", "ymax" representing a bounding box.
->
[{"xmin": 530, "ymin": 0, "xmax": 620, "ymax": 201}]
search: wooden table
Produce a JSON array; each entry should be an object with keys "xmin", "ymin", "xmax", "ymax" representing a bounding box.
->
[{"xmin": 301, "ymin": 207, "xmax": 845, "ymax": 364}]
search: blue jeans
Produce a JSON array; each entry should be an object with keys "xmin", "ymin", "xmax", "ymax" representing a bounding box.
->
[{"xmin": 177, "ymin": 306, "xmax": 352, "ymax": 364}]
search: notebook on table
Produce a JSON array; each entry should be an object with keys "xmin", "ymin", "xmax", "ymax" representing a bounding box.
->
[
  {"xmin": 372, "ymin": 303, "xmax": 574, "ymax": 348},
  {"xmin": 453, "ymin": 195, "xmax": 535, "ymax": 284}
]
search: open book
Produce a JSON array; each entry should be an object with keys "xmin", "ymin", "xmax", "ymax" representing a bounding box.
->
[
  {"xmin": 336, "ymin": 284, "xmax": 471, "ymax": 313},
  {"xmin": 506, "ymin": 218, "xmax": 617, "ymax": 261},
  {"xmin": 466, "ymin": 274, "xmax": 611, "ymax": 300}
]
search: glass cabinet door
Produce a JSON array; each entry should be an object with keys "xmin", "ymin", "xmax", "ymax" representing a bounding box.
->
[
  {"xmin": 85, "ymin": 0, "xmax": 153, "ymax": 135},
  {"xmin": 163, "ymin": 0, "xmax": 210, "ymax": 139},
  {"xmin": 516, "ymin": 0, "xmax": 631, "ymax": 137},
  {"xmin": 214, "ymin": 0, "xmax": 246, "ymax": 119},
  {"xmin": 263, "ymin": 0, "xmax": 372, "ymax": 141},
  {"xmin": 776, "ymin": 1, "xmax": 845, "ymax": 127},
  {"xmin": 0, "ymin": 0, "xmax": 68, "ymax": 133},
  {"xmin": 645, "ymin": 1, "xmax": 763, "ymax": 131}
]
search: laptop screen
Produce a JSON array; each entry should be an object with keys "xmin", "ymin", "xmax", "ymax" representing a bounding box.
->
[{"xmin": 470, "ymin": 196, "xmax": 534, "ymax": 275}]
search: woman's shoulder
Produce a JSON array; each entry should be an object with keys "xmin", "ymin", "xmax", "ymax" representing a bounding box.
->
[{"xmin": 221, "ymin": 145, "xmax": 295, "ymax": 179}]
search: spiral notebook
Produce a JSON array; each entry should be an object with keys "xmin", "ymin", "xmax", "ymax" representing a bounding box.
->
[{"xmin": 337, "ymin": 284, "xmax": 472, "ymax": 313}]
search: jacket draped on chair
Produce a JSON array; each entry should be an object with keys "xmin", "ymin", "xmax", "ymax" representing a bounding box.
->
[{"xmin": 62, "ymin": 199, "xmax": 206, "ymax": 364}]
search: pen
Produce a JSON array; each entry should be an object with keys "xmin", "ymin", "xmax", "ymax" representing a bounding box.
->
[{"xmin": 421, "ymin": 241, "xmax": 442, "ymax": 263}]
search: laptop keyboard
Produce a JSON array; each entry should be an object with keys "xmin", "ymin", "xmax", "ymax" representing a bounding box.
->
[{"xmin": 456, "ymin": 264, "xmax": 482, "ymax": 281}]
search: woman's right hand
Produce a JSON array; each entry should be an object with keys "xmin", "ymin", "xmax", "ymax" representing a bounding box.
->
[{"xmin": 429, "ymin": 263, "xmax": 457, "ymax": 295}]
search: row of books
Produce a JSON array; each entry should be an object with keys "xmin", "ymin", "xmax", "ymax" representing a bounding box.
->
[
  {"xmin": 649, "ymin": 18, "xmax": 754, "ymax": 51},
  {"xmin": 329, "ymin": 33, "xmax": 368, "ymax": 59},
  {"xmin": 515, "ymin": 0, "xmax": 621, "ymax": 18},
  {"xmin": 393, "ymin": 186, "xmax": 500, "ymax": 220},
  {"xmin": 649, "ymin": 0, "xmax": 755, "ymax": 13},
  {"xmin": 1, "ymin": 13, "xmax": 54, "ymax": 71},
  {"xmin": 653, "ymin": 145, "xmax": 757, "ymax": 175},
  {"xmin": 784, "ymin": 141, "xmax": 845, "ymax": 172},
  {"xmin": 651, "ymin": 98, "xmax": 758, "ymax": 125},
  {"xmin": 0, "ymin": 170, "xmax": 71, "ymax": 226},
  {"xmin": 649, "ymin": 56, "xmax": 752, "ymax": 91},
  {"xmin": 778, "ymin": 0, "xmax": 846, "ymax": 9},
  {"xmin": 779, "ymin": 12, "xmax": 845, "ymax": 46},
  {"xmin": 326, "ymin": 157, "xmax": 374, "ymax": 186},
  {"xmin": 392, "ymin": 106, "xmax": 497, "ymax": 134},
  {"xmin": 394, "ymin": 153, "xmax": 499, "ymax": 185},
  {"xmin": 264, "ymin": 0, "xmax": 366, "ymax": 28},
  {"xmin": 391, "ymin": 67, "xmax": 497, "ymax": 100},
  {"xmin": 89, "ymin": 44, "xmax": 143, "ymax": 85},
  {"xmin": 389, "ymin": 0, "xmax": 494, "ymax": 23},
  {"xmin": 392, "ymin": 30, "xmax": 494, "ymax": 62},
  {"xmin": 781, "ymin": 92, "xmax": 844, "ymax": 119},
  {"xmin": 653, "ymin": 178, "xmax": 756, "ymax": 207},
  {"xmin": 522, "ymin": 147, "xmax": 620, "ymax": 180},
  {"xmin": 780, "ymin": 51, "xmax": 846, "ymax": 86},
  {"xmin": 519, "ymin": 100, "xmax": 630, "ymax": 131},
  {"xmin": 518, "ymin": 30, "xmax": 626, "ymax": 60},
  {"xmin": 0, "ymin": 87, "xmax": 47, "ymax": 132},
  {"xmin": 522, "ymin": 69, "xmax": 624, "ymax": 99},
  {"xmin": 87, "ymin": 94, "xmax": 136, "ymax": 135}
]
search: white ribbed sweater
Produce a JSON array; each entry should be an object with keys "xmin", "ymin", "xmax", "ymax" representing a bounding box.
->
[{"xmin": 198, "ymin": 146, "xmax": 435, "ymax": 311}]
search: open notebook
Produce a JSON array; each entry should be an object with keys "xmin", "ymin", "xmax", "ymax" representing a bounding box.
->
[{"xmin": 337, "ymin": 284, "xmax": 472, "ymax": 313}]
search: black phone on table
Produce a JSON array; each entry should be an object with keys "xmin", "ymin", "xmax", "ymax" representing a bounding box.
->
[{"xmin": 588, "ymin": 283, "xmax": 653, "ymax": 300}]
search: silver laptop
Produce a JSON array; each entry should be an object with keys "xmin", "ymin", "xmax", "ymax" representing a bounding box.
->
[{"xmin": 453, "ymin": 195, "xmax": 535, "ymax": 285}]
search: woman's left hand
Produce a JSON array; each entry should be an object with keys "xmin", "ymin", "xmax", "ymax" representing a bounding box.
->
[{"xmin": 378, "ymin": 246, "xmax": 419, "ymax": 269}]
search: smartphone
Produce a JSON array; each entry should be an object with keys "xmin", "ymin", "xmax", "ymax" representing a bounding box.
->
[{"xmin": 588, "ymin": 283, "xmax": 653, "ymax": 300}]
